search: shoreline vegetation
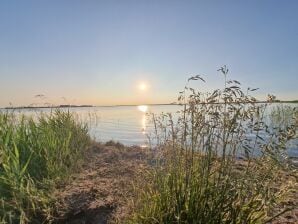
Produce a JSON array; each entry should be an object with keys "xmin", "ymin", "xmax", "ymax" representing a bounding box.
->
[
  {"xmin": 1, "ymin": 71, "xmax": 297, "ymax": 223},
  {"xmin": 2, "ymin": 100, "xmax": 298, "ymax": 110},
  {"xmin": 124, "ymin": 70, "xmax": 298, "ymax": 224},
  {"xmin": 0, "ymin": 110, "xmax": 91, "ymax": 223},
  {"xmin": 56, "ymin": 143, "xmax": 297, "ymax": 224}
]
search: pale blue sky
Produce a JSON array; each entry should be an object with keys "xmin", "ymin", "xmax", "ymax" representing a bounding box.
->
[{"xmin": 0, "ymin": 1, "xmax": 297, "ymax": 107}]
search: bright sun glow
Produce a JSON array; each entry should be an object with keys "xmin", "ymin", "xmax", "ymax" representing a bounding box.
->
[
  {"xmin": 138, "ymin": 82, "xmax": 147, "ymax": 91},
  {"xmin": 137, "ymin": 105, "xmax": 148, "ymax": 113}
]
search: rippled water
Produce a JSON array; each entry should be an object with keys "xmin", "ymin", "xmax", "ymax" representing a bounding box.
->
[{"xmin": 2, "ymin": 104, "xmax": 297, "ymax": 157}]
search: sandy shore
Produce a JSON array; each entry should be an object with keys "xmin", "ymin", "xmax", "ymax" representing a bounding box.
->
[
  {"xmin": 53, "ymin": 142, "xmax": 150, "ymax": 223},
  {"xmin": 52, "ymin": 142, "xmax": 297, "ymax": 224}
]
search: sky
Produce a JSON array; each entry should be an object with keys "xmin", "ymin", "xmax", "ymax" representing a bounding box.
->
[{"xmin": 0, "ymin": 1, "xmax": 297, "ymax": 107}]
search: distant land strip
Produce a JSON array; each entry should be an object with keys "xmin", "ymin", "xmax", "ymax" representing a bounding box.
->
[
  {"xmin": 2, "ymin": 105, "xmax": 93, "ymax": 110},
  {"xmin": 1, "ymin": 100, "xmax": 298, "ymax": 110}
]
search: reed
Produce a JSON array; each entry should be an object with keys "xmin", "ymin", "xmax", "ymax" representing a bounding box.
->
[
  {"xmin": 0, "ymin": 110, "xmax": 90, "ymax": 223},
  {"xmin": 269, "ymin": 104, "xmax": 298, "ymax": 129},
  {"xmin": 129, "ymin": 67, "xmax": 297, "ymax": 224}
]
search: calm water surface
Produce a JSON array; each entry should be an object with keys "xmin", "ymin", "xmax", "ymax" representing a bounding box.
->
[
  {"xmin": 5, "ymin": 105, "xmax": 180, "ymax": 146},
  {"xmin": 2, "ymin": 104, "xmax": 298, "ymax": 157}
]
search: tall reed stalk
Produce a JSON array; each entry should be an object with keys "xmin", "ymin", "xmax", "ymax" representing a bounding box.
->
[{"xmin": 129, "ymin": 67, "xmax": 297, "ymax": 224}]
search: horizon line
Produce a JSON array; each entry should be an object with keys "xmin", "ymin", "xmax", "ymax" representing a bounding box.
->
[{"xmin": 2, "ymin": 100, "xmax": 298, "ymax": 110}]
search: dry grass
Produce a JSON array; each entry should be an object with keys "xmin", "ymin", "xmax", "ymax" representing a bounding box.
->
[
  {"xmin": 48, "ymin": 143, "xmax": 297, "ymax": 224},
  {"xmin": 127, "ymin": 68, "xmax": 298, "ymax": 224}
]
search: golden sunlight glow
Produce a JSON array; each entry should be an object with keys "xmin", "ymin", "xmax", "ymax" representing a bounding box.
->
[
  {"xmin": 137, "ymin": 105, "xmax": 148, "ymax": 113},
  {"xmin": 138, "ymin": 82, "xmax": 147, "ymax": 91}
]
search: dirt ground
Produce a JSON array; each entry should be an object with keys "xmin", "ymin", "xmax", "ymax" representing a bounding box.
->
[
  {"xmin": 53, "ymin": 142, "xmax": 150, "ymax": 224},
  {"xmin": 52, "ymin": 142, "xmax": 297, "ymax": 224}
]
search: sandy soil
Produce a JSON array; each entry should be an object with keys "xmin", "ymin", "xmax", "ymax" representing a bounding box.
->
[
  {"xmin": 52, "ymin": 142, "xmax": 297, "ymax": 224},
  {"xmin": 53, "ymin": 142, "xmax": 150, "ymax": 224}
]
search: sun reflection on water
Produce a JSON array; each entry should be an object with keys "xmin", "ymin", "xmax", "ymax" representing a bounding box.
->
[
  {"xmin": 137, "ymin": 105, "xmax": 148, "ymax": 135},
  {"xmin": 137, "ymin": 105, "xmax": 148, "ymax": 113}
]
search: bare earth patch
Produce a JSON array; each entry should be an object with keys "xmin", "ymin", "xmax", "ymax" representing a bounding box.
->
[
  {"xmin": 52, "ymin": 142, "xmax": 297, "ymax": 224},
  {"xmin": 53, "ymin": 142, "xmax": 150, "ymax": 224}
]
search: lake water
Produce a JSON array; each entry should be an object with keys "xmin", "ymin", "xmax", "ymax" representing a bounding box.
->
[
  {"xmin": 4, "ymin": 105, "xmax": 180, "ymax": 146},
  {"xmin": 2, "ymin": 104, "xmax": 298, "ymax": 158},
  {"xmin": 75, "ymin": 105, "xmax": 181, "ymax": 146}
]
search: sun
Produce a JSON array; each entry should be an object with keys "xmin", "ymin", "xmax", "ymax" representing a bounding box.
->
[{"xmin": 138, "ymin": 82, "xmax": 147, "ymax": 91}]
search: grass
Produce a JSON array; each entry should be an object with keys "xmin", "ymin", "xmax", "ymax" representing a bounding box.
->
[
  {"xmin": 0, "ymin": 110, "xmax": 90, "ymax": 223},
  {"xmin": 128, "ymin": 67, "xmax": 298, "ymax": 224}
]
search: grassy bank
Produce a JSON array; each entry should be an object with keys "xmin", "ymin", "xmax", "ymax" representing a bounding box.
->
[
  {"xmin": 0, "ymin": 110, "xmax": 90, "ymax": 223},
  {"xmin": 128, "ymin": 69, "xmax": 298, "ymax": 223}
]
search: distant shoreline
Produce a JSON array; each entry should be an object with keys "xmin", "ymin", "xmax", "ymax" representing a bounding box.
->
[
  {"xmin": 1, "ymin": 100, "xmax": 297, "ymax": 110},
  {"xmin": 2, "ymin": 105, "xmax": 94, "ymax": 110},
  {"xmin": 1, "ymin": 103, "xmax": 177, "ymax": 110}
]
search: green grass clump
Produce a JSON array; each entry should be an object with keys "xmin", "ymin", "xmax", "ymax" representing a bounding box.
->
[
  {"xmin": 129, "ymin": 67, "xmax": 297, "ymax": 224},
  {"xmin": 0, "ymin": 110, "xmax": 90, "ymax": 223}
]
